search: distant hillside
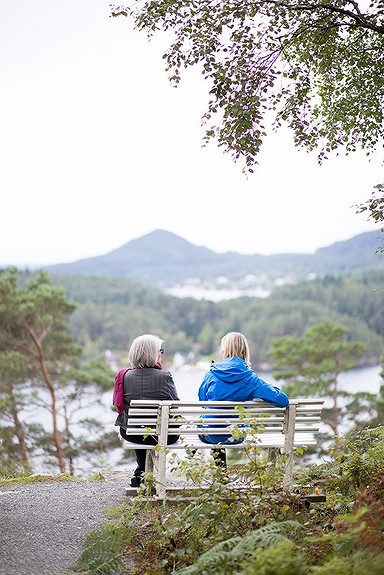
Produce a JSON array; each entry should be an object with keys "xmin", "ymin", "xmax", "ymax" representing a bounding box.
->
[{"xmin": 44, "ymin": 229, "xmax": 383, "ymax": 289}]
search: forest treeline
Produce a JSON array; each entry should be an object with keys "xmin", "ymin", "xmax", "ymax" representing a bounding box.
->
[{"xmin": 41, "ymin": 269, "xmax": 384, "ymax": 368}]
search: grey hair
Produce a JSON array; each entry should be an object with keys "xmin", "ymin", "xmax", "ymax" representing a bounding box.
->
[
  {"xmin": 128, "ymin": 334, "xmax": 164, "ymax": 368},
  {"xmin": 221, "ymin": 332, "xmax": 251, "ymax": 366}
]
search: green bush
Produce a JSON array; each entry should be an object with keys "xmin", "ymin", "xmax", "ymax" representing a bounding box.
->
[
  {"xmin": 242, "ymin": 540, "xmax": 307, "ymax": 575},
  {"xmin": 311, "ymin": 552, "xmax": 384, "ymax": 575}
]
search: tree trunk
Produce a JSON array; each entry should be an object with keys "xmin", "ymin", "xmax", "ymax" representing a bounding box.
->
[
  {"xmin": 332, "ymin": 374, "xmax": 340, "ymax": 452},
  {"xmin": 26, "ymin": 324, "xmax": 67, "ymax": 473},
  {"xmin": 23, "ymin": 321, "xmax": 67, "ymax": 473},
  {"xmin": 43, "ymin": 364, "xmax": 66, "ymax": 473},
  {"xmin": 9, "ymin": 390, "xmax": 30, "ymax": 472},
  {"xmin": 63, "ymin": 410, "xmax": 75, "ymax": 476}
]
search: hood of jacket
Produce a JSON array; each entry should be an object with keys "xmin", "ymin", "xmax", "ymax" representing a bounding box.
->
[{"xmin": 210, "ymin": 356, "xmax": 253, "ymax": 383}]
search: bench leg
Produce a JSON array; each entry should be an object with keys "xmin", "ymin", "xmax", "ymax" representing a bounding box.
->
[
  {"xmin": 283, "ymin": 452, "xmax": 294, "ymax": 486},
  {"xmin": 142, "ymin": 451, "xmax": 166, "ymax": 498},
  {"xmin": 282, "ymin": 404, "xmax": 296, "ymax": 486},
  {"xmin": 153, "ymin": 449, "xmax": 167, "ymax": 499},
  {"xmin": 145, "ymin": 451, "xmax": 154, "ymax": 473},
  {"xmin": 154, "ymin": 404, "xmax": 170, "ymax": 499},
  {"xmin": 267, "ymin": 447, "xmax": 280, "ymax": 477},
  {"xmin": 267, "ymin": 447, "xmax": 294, "ymax": 485}
]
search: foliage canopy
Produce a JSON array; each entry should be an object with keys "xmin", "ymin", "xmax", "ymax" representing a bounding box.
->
[{"xmin": 112, "ymin": 0, "xmax": 384, "ymax": 169}]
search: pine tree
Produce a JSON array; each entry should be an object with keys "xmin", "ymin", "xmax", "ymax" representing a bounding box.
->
[
  {"xmin": 0, "ymin": 268, "xmax": 112, "ymax": 473},
  {"xmin": 269, "ymin": 319, "xmax": 366, "ymax": 447}
]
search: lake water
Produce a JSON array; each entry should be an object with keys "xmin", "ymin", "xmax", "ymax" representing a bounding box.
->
[
  {"xmin": 25, "ymin": 364, "xmax": 382, "ymax": 475},
  {"xmin": 165, "ymin": 286, "xmax": 270, "ymax": 301}
]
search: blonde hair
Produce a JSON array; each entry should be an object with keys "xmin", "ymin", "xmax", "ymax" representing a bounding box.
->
[
  {"xmin": 221, "ymin": 332, "xmax": 251, "ymax": 366},
  {"xmin": 128, "ymin": 334, "xmax": 163, "ymax": 368}
]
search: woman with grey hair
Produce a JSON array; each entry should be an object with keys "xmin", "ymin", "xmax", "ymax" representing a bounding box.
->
[{"xmin": 114, "ymin": 334, "xmax": 179, "ymax": 487}]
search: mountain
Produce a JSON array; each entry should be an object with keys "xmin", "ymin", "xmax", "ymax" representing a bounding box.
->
[{"xmin": 44, "ymin": 229, "xmax": 383, "ymax": 289}]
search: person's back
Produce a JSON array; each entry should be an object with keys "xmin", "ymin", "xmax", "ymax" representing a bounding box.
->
[
  {"xmin": 123, "ymin": 367, "xmax": 178, "ymax": 404},
  {"xmin": 199, "ymin": 355, "xmax": 288, "ymax": 406}
]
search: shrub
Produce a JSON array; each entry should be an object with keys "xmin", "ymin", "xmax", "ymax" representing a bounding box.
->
[{"xmin": 242, "ymin": 539, "xmax": 307, "ymax": 575}]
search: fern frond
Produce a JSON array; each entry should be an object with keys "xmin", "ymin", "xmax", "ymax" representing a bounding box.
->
[
  {"xmin": 69, "ymin": 524, "xmax": 124, "ymax": 574},
  {"xmin": 77, "ymin": 555, "xmax": 124, "ymax": 575},
  {"xmin": 230, "ymin": 521, "xmax": 298, "ymax": 560},
  {"xmin": 175, "ymin": 521, "xmax": 300, "ymax": 575},
  {"xmin": 181, "ymin": 502, "xmax": 213, "ymax": 522}
]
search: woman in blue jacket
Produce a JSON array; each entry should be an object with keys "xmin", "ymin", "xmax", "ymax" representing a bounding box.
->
[{"xmin": 198, "ymin": 331, "xmax": 289, "ymax": 468}]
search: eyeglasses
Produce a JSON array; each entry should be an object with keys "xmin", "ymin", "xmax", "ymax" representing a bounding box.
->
[{"xmin": 159, "ymin": 348, "xmax": 164, "ymax": 354}]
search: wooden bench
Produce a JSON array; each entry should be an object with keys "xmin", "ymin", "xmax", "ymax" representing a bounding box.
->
[{"xmin": 121, "ymin": 398, "xmax": 324, "ymax": 499}]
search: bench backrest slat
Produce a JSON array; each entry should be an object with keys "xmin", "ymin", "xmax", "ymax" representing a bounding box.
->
[{"xmin": 131, "ymin": 398, "xmax": 323, "ymax": 409}]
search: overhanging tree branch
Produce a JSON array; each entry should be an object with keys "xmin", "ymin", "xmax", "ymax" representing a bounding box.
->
[
  {"xmin": 111, "ymin": 1, "xmax": 384, "ymax": 169},
  {"xmin": 261, "ymin": 0, "xmax": 384, "ymax": 33}
]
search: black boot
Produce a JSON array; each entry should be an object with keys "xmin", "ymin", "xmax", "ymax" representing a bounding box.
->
[
  {"xmin": 130, "ymin": 475, "xmax": 143, "ymax": 487},
  {"xmin": 130, "ymin": 466, "xmax": 144, "ymax": 487}
]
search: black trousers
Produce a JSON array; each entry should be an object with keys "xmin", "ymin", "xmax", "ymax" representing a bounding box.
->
[
  {"xmin": 197, "ymin": 435, "xmax": 227, "ymax": 469},
  {"xmin": 120, "ymin": 427, "xmax": 179, "ymax": 475}
]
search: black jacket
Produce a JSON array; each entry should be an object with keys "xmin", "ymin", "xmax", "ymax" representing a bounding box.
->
[{"xmin": 114, "ymin": 367, "xmax": 179, "ymax": 429}]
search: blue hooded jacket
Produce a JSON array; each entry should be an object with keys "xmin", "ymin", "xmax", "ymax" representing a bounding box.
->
[{"xmin": 198, "ymin": 356, "xmax": 289, "ymax": 444}]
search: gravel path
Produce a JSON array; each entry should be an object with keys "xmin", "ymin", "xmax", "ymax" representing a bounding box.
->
[{"xmin": 0, "ymin": 472, "xmax": 134, "ymax": 575}]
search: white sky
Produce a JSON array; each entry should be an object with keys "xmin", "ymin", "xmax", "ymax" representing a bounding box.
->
[{"xmin": 1, "ymin": 0, "xmax": 383, "ymax": 267}]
